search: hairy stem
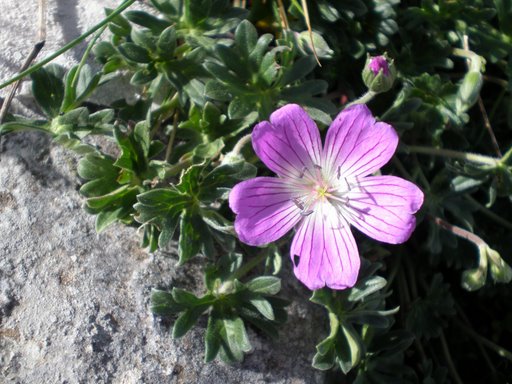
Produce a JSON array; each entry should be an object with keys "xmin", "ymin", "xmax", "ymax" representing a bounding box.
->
[
  {"xmin": 232, "ymin": 133, "xmax": 252, "ymax": 156},
  {"xmin": 404, "ymin": 145, "xmax": 499, "ymax": 166},
  {"xmin": 345, "ymin": 91, "xmax": 377, "ymax": 108},
  {"xmin": 430, "ymin": 216, "xmax": 486, "ymax": 246}
]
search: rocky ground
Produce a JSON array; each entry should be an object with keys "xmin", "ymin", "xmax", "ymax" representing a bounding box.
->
[{"xmin": 0, "ymin": 1, "xmax": 325, "ymax": 383}]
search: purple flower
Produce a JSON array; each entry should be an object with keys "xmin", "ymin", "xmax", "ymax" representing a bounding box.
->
[
  {"xmin": 368, "ymin": 56, "xmax": 390, "ymax": 76},
  {"xmin": 229, "ymin": 104, "xmax": 423, "ymax": 290}
]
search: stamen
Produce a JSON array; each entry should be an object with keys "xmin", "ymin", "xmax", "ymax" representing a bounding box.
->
[
  {"xmin": 328, "ymin": 194, "xmax": 350, "ymax": 204},
  {"xmin": 292, "ymin": 198, "xmax": 304, "ymax": 210},
  {"xmin": 313, "ymin": 164, "xmax": 323, "ymax": 181},
  {"xmin": 344, "ymin": 177, "xmax": 351, "ymax": 191},
  {"xmin": 299, "ymin": 166, "xmax": 307, "ymax": 179},
  {"xmin": 300, "ymin": 210, "xmax": 314, "ymax": 216}
]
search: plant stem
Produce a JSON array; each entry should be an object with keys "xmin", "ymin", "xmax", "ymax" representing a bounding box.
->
[
  {"xmin": 0, "ymin": 0, "xmax": 137, "ymax": 91},
  {"xmin": 231, "ymin": 250, "xmax": 269, "ymax": 280},
  {"xmin": 231, "ymin": 133, "xmax": 252, "ymax": 156},
  {"xmin": 477, "ymin": 97, "xmax": 502, "ymax": 157},
  {"xmin": 501, "ymin": 145, "xmax": 512, "ymax": 165},
  {"xmin": 451, "ymin": 47, "xmax": 484, "ymax": 72},
  {"xmin": 464, "ymin": 196, "xmax": 512, "ymax": 231},
  {"xmin": 404, "ymin": 145, "xmax": 499, "ymax": 166},
  {"xmin": 454, "ymin": 318, "xmax": 512, "ymax": 363},
  {"xmin": 439, "ymin": 331, "xmax": 464, "ymax": 384},
  {"xmin": 430, "ymin": 215, "xmax": 486, "ymax": 246},
  {"xmin": 165, "ymin": 112, "xmax": 179, "ymax": 162},
  {"xmin": 454, "ymin": 304, "xmax": 496, "ymax": 374},
  {"xmin": 344, "ymin": 91, "xmax": 377, "ymax": 108},
  {"xmin": 70, "ymin": 25, "xmax": 107, "ymax": 92},
  {"xmin": 397, "ymin": 265, "xmax": 428, "ymax": 365}
]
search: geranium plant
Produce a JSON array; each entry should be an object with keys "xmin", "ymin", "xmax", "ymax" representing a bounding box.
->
[{"xmin": 1, "ymin": 0, "xmax": 512, "ymax": 382}]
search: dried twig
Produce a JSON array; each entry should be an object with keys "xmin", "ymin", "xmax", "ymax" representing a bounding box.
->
[{"xmin": 300, "ymin": 0, "xmax": 321, "ymax": 66}]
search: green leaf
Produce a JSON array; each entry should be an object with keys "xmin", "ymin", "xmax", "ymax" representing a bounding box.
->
[
  {"xmin": 280, "ymin": 55, "xmax": 317, "ymax": 86},
  {"xmin": 0, "ymin": 118, "xmax": 49, "ymax": 136},
  {"xmin": 31, "ymin": 65, "xmax": 65, "ymax": 118},
  {"xmin": 298, "ymin": 31, "xmax": 334, "ymax": 59},
  {"xmin": 75, "ymin": 65, "xmax": 101, "ymax": 105},
  {"xmin": 86, "ymin": 184, "xmax": 137, "ymax": 210},
  {"xmin": 245, "ymin": 276, "xmax": 281, "ymax": 295},
  {"xmin": 96, "ymin": 207, "xmax": 126, "ymax": 233},
  {"xmin": 125, "ymin": 10, "xmax": 169, "ymax": 34},
  {"xmin": 348, "ymin": 276, "xmax": 387, "ymax": 302},
  {"xmin": 157, "ymin": 26, "xmax": 177, "ymax": 60},
  {"xmin": 93, "ymin": 41, "xmax": 116, "ymax": 61},
  {"xmin": 204, "ymin": 62, "xmax": 241, "ymax": 85},
  {"xmin": 248, "ymin": 34, "xmax": 273, "ymax": 67},
  {"xmin": 201, "ymin": 210, "xmax": 235, "ymax": 235},
  {"xmin": 312, "ymin": 348, "xmax": 336, "ymax": 370},
  {"xmin": 134, "ymin": 188, "xmax": 191, "ymax": 248},
  {"xmin": 113, "ymin": 124, "xmax": 151, "ymax": 178},
  {"xmin": 199, "ymin": 160, "xmax": 256, "ymax": 201},
  {"xmin": 223, "ymin": 316, "xmax": 252, "ymax": 362},
  {"xmin": 205, "ymin": 313, "xmax": 223, "ymax": 362},
  {"xmin": 131, "ymin": 67, "xmax": 158, "ymax": 85},
  {"xmin": 149, "ymin": 0, "xmax": 179, "ymax": 16},
  {"xmin": 192, "ymin": 137, "xmax": 225, "ymax": 162},
  {"xmin": 248, "ymin": 297, "xmax": 275, "ymax": 321},
  {"xmin": 204, "ymin": 80, "xmax": 232, "ymax": 101},
  {"xmin": 234, "ymin": 20, "xmax": 258, "ymax": 58},
  {"xmin": 52, "ymin": 133, "xmax": 96, "ymax": 155},
  {"xmin": 336, "ymin": 323, "xmax": 363, "ymax": 374},
  {"xmin": 228, "ymin": 97, "xmax": 254, "ymax": 119},
  {"xmin": 78, "ymin": 152, "xmax": 119, "ymax": 197},
  {"xmin": 131, "ymin": 28, "xmax": 156, "ymax": 52},
  {"xmin": 173, "ymin": 306, "xmax": 208, "ymax": 338},
  {"xmin": 369, "ymin": 330, "xmax": 415, "ymax": 356},
  {"xmin": 118, "ymin": 43, "xmax": 152, "ymax": 63},
  {"xmin": 151, "ymin": 289, "xmax": 186, "ymax": 315},
  {"xmin": 178, "ymin": 209, "xmax": 211, "ymax": 265},
  {"xmin": 171, "ymin": 288, "xmax": 214, "ymax": 306},
  {"xmin": 238, "ymin": 306, "xmax": 280, "ymax": 339},
  {"xmin": 216, "ymin": 44, "xmax": 249, "ymax": 80},
  {"xmin": 259, "ymin": 50, "xmax": 279, "ymax": 85},
  {"xmin": 347, "ymin": 308, "xmax": 399, "ymax": 328},
  {"xmin": 105, "ymin": 7, "xmax": 131, "ymax": 36}
]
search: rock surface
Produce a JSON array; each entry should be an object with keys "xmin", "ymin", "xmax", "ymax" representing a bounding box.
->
[{"xmin": 0, "ymin": 1, "xmax": 325, "ymax": 383}]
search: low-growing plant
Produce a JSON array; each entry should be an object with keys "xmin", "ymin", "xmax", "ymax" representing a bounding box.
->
[{"xmin": 1, "ymin": 0, "xmax": 512, "ymax": 382}]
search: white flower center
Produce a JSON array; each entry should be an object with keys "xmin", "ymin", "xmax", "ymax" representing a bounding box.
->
[{"xmin": 290, "ymin": 164, "xmax": 352, "ymax": 216}]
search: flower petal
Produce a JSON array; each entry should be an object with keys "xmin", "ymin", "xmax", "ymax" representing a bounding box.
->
[
  {"xmin": 229, "ymin": 177, "xmax": 302, "ymax": 246},
  {"xmin": 290, "ymin": 203, "xmax": 360, "ymax": 290},
  {"xmin": 323, "ymin": 104, "xmax": 398, "ymax": 178},
  {"xmin": 343, "ymin": 175, "xmax": 424, "ymax": 244},
  {"xmin": 252, "ymin": 104, "xmax": 322, "ymax": 179}
]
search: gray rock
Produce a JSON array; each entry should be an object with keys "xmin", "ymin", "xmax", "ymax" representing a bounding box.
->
[
  {"xmin": 0, "ymin": 1, "xmax": 326, "ymax": 382},
  {"xmin": 0, "ymin": 132, "xmax": 325, "ymax": 383}
]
